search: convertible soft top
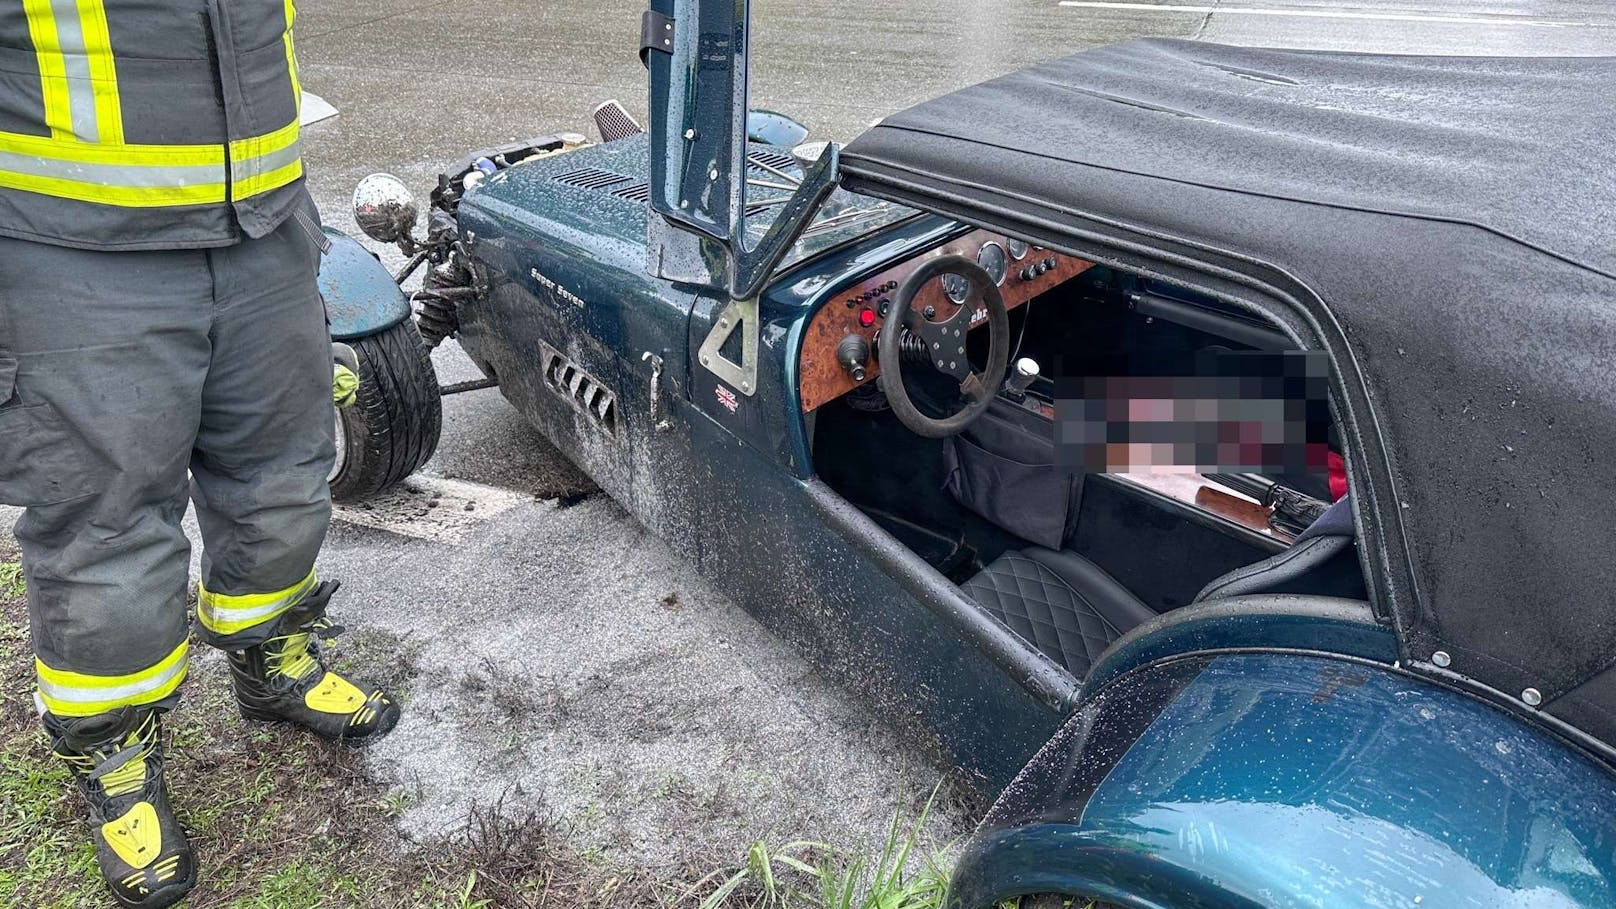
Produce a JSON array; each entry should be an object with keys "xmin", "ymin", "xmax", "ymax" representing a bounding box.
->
[{"xmin": 841, "ymin": 41, "xmax": 1616, "ymax": 750}]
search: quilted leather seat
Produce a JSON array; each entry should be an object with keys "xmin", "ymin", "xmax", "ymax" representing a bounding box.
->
[
  {"xmin": 960, "ymin": 547, "xmax": 1156, "ymax": 679},
  {"xmin": 961, "ymin": 497, "xmax": 1361, "ymax": 679}
]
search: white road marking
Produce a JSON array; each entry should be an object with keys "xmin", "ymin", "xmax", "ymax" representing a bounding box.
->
[
  {"xmin": 332, "ymin": 475, "xmax": 530, "ymax": 542},
  {"xmin": 1055, "ymin": 2, "xmax": 1587, "ymax": 28}
]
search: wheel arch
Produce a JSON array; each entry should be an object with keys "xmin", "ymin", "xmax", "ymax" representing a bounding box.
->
[
  {"xmin": 318, "ymin": 229, "xmax": 413, "ymax": 341},
  {"xmin": 950, "ymin": 650, "xmax": 1616, "ymax": 909}
]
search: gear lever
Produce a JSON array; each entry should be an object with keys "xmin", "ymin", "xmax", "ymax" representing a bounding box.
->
[{"xmin": 1005, "ymin": 357, "xmax": 1040, "ymax": 401}]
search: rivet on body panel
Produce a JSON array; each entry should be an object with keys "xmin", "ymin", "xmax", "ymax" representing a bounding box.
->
[
  {"xmin": 1431, "ymin": 651, "xmax": 1451, "ymax": 668},
  {"xmin": 1522, "ymin": 688, "xmax": 1543, "ymax": 707}
]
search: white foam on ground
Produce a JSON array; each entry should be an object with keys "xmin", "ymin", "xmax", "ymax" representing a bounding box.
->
[
  {"xmin": 331, "ymin": 475, "xmax": 529, "ymax": 542},
  {"xmin": 317, "ymin": 494, "xmax": 968, "ymax": 868}
]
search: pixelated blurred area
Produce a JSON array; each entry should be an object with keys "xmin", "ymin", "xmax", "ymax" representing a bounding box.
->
[{"xmin": 1055, "ymin": 350, "xmax": 1332, "ymax": 477}]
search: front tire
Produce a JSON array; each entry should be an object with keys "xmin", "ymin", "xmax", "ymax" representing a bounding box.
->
[{"xmin": 329, "ymin": 319, "xmax": 442, "ymax": 502}]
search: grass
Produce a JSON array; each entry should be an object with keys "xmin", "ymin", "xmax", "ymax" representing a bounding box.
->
[
  {"xmin": 691, "ymin": 786, "xmax": 951, "ymax": 909},
  {"xmin": 0, "ymin": 539, "xmax": 992, "ymax": 909},
  {"xmin": 0, "ymin": 560, "xmax": 23, "ymax": 599}
]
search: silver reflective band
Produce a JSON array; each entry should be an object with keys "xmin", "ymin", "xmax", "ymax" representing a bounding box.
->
[
  {"xmin": 198, "ymin": 572, "xmax": 319, "ymax": 632},
  {"xmin": 0, "ymin": 149, "xmax": 226, "ymax": 187},
  {"xmin": 201, "ymin": 596, "xmax": 298, "ymax": 626},
  {"xmin": 47, "ymin": 0, "xmax": 99, "ymax": 143},
  {"xmin": 230, "ymin": 139, "xmax": 302, "ymax": 182},
  {"xmin": 36, "ymin": 653, "xmax": 189, "ymax": 705}
]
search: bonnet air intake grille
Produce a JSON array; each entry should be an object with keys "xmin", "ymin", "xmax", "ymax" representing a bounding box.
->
[
  {"xmin": 539, "ymin": 342, "xmax": 617, "ymax": 435},
  {"xmin": 552, "ymin": 168, "xmax": 631, "ymax": 190},
  {"xmin": 747, "ymin": 151, "xmax": 798, "ymax": 174},
  {"xmin": 610, "ymin": 182, "xmax": 651, "ymax": 204}
]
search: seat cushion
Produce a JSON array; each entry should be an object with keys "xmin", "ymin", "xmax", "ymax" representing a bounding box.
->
[{"xmin": 961, "ymin": 547, "xmax": 1156, "ymax": 679}]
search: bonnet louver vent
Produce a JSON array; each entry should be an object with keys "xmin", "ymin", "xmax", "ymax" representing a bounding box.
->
[
  {"xmin": 611, "ymin": 182, "xmax": 651, "ymax": 204},
  {"xmin": 747, "ymin": 151, "xmax": 799, "ymax": 174},
  {"xmin": 552, "ymin": 168, "xmax": 631, "ymax": 190},
  {"xmin": 539, "ymin": 342, "xmax": 617, "ymax": 435}
]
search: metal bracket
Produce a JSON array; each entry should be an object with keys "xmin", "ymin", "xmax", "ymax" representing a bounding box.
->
[
  {"xmin": 691, "ymin": 145, "xmax": 839, "ymax": 398},
  {"xmin": 640, "ymin": 10, "xmax": 674, "ymax": 67},
  {"xmin": 697, "ymin": 298, "xmax": 759, "ymax": 396}
]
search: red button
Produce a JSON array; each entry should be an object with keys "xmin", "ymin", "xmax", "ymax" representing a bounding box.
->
[{"xmin": 858, "ymin": 308, "xmax": 876, "ymax": 327}]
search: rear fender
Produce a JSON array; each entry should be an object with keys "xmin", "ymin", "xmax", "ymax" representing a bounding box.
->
[
  {"xmin": 318, "ymin": 229, "xmax": 412, "ymax": 341},
  {"xmin": 950, "ymin": 652, "xmax": 1616, "ymax": 909}
]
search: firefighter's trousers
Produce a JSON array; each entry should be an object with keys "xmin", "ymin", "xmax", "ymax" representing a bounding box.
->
[{"xmin": 0, "ymin": 201, "xmax": 336, "ymax": 717}]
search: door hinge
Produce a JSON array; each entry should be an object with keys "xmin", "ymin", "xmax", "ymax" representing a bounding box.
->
[{"xmin": 640, "ymin": 10, "xmax": 674, "ymax": 67}]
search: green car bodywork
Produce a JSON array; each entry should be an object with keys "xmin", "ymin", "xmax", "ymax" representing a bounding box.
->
[{"xmin": 309, "ymin": 1, "xmax": 1616, "ymax": 905}]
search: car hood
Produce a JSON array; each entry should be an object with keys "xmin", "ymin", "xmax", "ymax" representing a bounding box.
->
[{"xmin": 462, "ymin": 134, "xmax": 913, "ymax": 273}]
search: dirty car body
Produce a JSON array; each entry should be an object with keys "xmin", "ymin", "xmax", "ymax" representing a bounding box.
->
[{"xmin": 335, "ymin": 4, "xmax": 1616, "ymax": 906}]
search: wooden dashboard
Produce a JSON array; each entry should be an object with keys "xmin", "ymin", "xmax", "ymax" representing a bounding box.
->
[{"xmin": 798, "ymin": 230, "xmax": 1094, "ymax": 413}]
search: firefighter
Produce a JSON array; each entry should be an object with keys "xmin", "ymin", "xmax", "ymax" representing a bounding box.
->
[{"xmin": 0, "ymin": 3, "xmax": 398, "ymax": 905}]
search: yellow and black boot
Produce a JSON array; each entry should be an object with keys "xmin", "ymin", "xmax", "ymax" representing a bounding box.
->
[
  {"xmin": 45, "ymin": 707, "xmax": 195, "ymax": 909},
  {"xmin": 226, "ymin": 581, "xmax": 400, "ymax": 744}
]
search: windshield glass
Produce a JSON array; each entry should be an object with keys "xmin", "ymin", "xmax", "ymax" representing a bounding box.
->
[{"xmin": 739, "ymin": 147, "xmax": 915, "ymax": 269}]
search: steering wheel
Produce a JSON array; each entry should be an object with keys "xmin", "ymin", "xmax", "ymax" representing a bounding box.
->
[{"xmin": 878, "ymin": 255, "xmax": 1010, "ymax": 438}]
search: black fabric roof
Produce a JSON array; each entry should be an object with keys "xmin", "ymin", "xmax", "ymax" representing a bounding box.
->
[
  {"xmin": 844, "ymin": 40, "xmax": 1615, "ymax": 279},
  {"xmin": 841, "ymin": 40, "xmax": 1616, "ymax": 751}
]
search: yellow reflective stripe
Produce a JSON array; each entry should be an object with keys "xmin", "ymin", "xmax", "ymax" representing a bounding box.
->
[
  {"xmin": 229, "ymin": 118, "xmax": 299, "ymax": 162},
  {"xmin": 0, "ymin": 169, "xmax": 225, "ymax": 206},
  {"xmin": 0, "ymin": 129, "xmax": 227, "ymax": 205},
  {"xmin": 74, "ymin": 0, "xmax": 123, "ymax": 145},
  {"xmin": 0, "ymin": 129, "xmax": 224, "ymax": 166},
  {"xmin": 231, "ymin": 157, "xmax": 302, "ymax": 201},
  {"xmin": 197, "ymin": 569, "xmax": 317, "ymax": 636},
  {"xmin": 36, "ymin": 640, "xmax": 189, "ymax": 717},
  {"xmin": 0, "ymin": 114, "xmax": 302, "ymax": 207},
  {"xmin": 229, "ymin": 117, "xmax": 302, "ymax": 200},
  {"xmin": 21, "ymin": 0, "xmax": 73, "ymax": 139},
  {"xmin": 284, "ymin": 0, "xmax": 301, "ymax": 113}
]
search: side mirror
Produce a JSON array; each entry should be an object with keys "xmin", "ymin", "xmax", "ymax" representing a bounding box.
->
[
  {"xmin": 791, "ymin": 140, "xmax": 832, "ymax": 168},
  {"xmin": 351, "ymin": 173, "xmax": 419, "ymax": 244},
  {"xmin": 746, "ymin": 109, "xmax": 809, "ymax": 148}
]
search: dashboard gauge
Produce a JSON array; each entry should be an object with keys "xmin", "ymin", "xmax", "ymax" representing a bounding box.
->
[
  {"xmin": 977, "ymin": 242, "xmax": 1008, "ymax": 286},
  {"xmin": 941, "ymin": 272, "xmax": 971, "ymax": 304},
  {"xmin": 1007, "ymin": 238, "xmax": 1030, "ymax": 260}
]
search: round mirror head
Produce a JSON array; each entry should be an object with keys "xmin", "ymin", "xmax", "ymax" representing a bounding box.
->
[
  {"xmin": 352, "ymin": 173, "xmax": 419, "ymax": 243},
  {"xmin": 791, "ymin": 140, "xmax": 832, "ymax": 167}
]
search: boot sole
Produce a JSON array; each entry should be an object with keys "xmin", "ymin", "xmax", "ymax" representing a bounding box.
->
[
  {"xmin": 109, "ymin": 856, "xmax": 196, "ymax": 909},
  {"xmin": 237, "ymin": 703, "xmax": 400, "ymax": 748}
]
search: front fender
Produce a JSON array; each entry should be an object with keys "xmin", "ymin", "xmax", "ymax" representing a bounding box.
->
[
  {"xmin": 317, "ymin": 229, "xmax": 412, "ymax": 340},
  {"xmin": 951, "ymin": 652, "xmax": 1616, "ymax": 909}
]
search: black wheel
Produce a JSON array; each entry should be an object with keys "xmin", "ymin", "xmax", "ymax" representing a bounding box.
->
[{"xmin": 329, "ymin": 319, "xmax": 442, "ymax": 502}]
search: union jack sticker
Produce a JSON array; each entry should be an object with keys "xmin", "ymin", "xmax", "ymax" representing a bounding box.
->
[{"xmin": 716, "ymin": 385, "xmax": 739, "ymax": 413}]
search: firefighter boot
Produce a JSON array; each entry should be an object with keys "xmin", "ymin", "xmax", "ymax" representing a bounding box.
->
[
  {"xmin": 46, "ymin": 707, "xmax": 195, "ymax": 909},
  {"xmin": 332, "ymin": 342, "xmax": 360, "ymax": 408},
  {"xmin": 226, "ymin": 581, "xmax": 400, "ymax": 744}
]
